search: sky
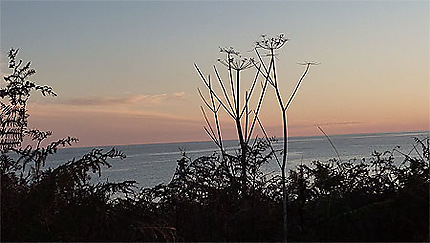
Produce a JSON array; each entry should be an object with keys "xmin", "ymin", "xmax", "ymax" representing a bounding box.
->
[{"xmin": 1, "ymin": 1, "xmax": 429, "ymax": 147}]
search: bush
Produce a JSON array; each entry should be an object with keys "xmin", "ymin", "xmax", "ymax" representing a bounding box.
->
[{"xmin": 2, "ymin": 48, "xmax": 428, "ymax": 242}]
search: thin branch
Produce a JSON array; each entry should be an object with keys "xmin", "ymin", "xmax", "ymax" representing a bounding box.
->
[
  {"xmin": 244, "ymin": 91, "xmax": 249, "ymax": 139},
  {"xmin": 235, "ymin": 69, "xmax": 240, "ymax": 118},
  {"xmin": 209, "ymin": 76, "xmax": 224, "ymax": 153},
  {"xmin": 200, "ymin": 106, "xmax": 217, "ymax": 143},
  {"xmin": 240, "ymin": 65, "xmax": 260, "ymax": 118},
  {"xmin": 213, "ymin": 65, "xmax": 235, "ymax": 113},
  {"xmin": 226, "ymin": 53, "xmax": 237, "ymax": 111},
  {"xmin": 246, "ymin": 63, "xmax": 272, "ymax": 143},
  {"xmin": 254, "ymin": 48, "xmax": 275, "ymax": 86},
  {"xmin": 195, "ymin": 64, "xmax": 235, "ymax": 119},
  {"xmin": 256, "ymin": 114, "xmax": 281, "ymax": 168},
  {"xmin": 266, "ymin": 50, "xmax": 285, "ymax": 111},
  {"xmin": 271, "ymin": 49, "xmax": 279, "ymax": 88},
  {"xmin": 317, "ymin": 126, "xmax": 342, "ymax": 162},
  {"xmin": 203, "ymin": 126, "xmax": 220, "ymax": 148},
  {"xmin": 194, "ymin": 63, "xmax": 210, "ymax": 87},
  {"xmin": 284, "ymin": 62, "xmax": 316, "ymax": 110},
  {"xmin": 197, "ymin": 88, "xmax": 215, "ymax": 113}
]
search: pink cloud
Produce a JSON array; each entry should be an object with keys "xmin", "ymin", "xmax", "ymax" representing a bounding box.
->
[
  {"xmin": 55, "ymin": 92, "xmax": 185, "ymax": 107},
  {"xmin": 27, "ymin": 98, "xmax": 204, "ymax": 147}
]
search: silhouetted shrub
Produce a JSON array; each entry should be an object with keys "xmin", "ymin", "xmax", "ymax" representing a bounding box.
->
[
  {"xmin": 1, "ymin": 49, "xmax": 177, "ymax": 242},
  {"xmin": 2, "ymin": 48, "xmax": 428, "ymax": 242},
  {"xmin": 130, "ymin": 136, "xmax": 428, "ymax": 242},
  {"xmin": 285, "ymin": 138, "xmax": 429, "ymax": 242}
]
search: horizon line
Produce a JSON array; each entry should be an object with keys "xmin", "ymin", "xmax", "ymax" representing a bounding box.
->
[{"xmin": 62, "ymin": 129, "xmax": 429, "ymax": 149}]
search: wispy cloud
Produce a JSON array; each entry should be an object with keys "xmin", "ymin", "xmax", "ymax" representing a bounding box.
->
[
  {"xmin": 173, "ymin": 92, "xmax": 185, "ymax": 98},
  {"xmin": 56, "ymin": 92, "xmax": 185, "ymax": 107},
  {"xmin": 314, "ymin": 121, "xmax": 363, "ymax": 126},
  {"xmin": 28, "ymin": 91, "xmax": 196, "ymax": 125}
]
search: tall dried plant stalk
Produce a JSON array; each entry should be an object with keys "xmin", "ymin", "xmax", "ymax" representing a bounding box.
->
[
  {"xmin": 195, "ymin": 47, "xmax": 271, "ymax": 194},
  {"xmin": 254, "ymin": 34, "xmax": 317, "ymax": 242},
  {"xmin": 195, "ymin": 35, "xmax": 316, "ymax": 241}
]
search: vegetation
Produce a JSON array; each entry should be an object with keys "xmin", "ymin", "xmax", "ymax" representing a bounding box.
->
[
  {"xmin": 195, "ymin": 34, "xmax": 317, "ymax": 240},
  {"xmin": 1, "ymin": 47, "xmax": 429, "ymax": 242}
]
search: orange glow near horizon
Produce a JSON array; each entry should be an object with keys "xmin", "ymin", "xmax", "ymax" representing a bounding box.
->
[
  {"xmin": 27, "ymin": 97, "xmax": 429, "ymax": 147},
  {"xmin": 2, "ymin": 1, "xmax": 428, "ymax": 147}
]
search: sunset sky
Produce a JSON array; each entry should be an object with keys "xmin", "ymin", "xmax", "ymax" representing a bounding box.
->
[{"xmin": 1, "ymin": 1, "xmax": 428, "ymax": 147}]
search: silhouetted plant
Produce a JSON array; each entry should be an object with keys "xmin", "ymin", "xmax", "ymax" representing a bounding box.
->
[
  {"xmin": 195, "ymin": 43, "xmax": 273, "ymax": 195},
  {"xmin": 133, "ymin": 135, "xmax": 428, "ymax": 242},
  {"xmin": 2, "ymin": 47, "xmax": 428, "ymax": 243},
  {"xmin": 284, "ymin": 136, "xmax": 429, "ymax": 242},
  {"xmin": 195, "ymin": 34, "xmax": 317, "ymax": 241},
  {"xmin": 142, "ymin": 138, "xmax": 281, "ymax": 241},
  {"xmin": 1, "ymin": 48, "xmax": 56, "ymax": 151},
  {"xmin": 0, "ymin": 49, "xmax": 176, "ymax": 242},
  {"xmin": 253, "ymin": 34, "xmax": 318, "ymax": 241}
]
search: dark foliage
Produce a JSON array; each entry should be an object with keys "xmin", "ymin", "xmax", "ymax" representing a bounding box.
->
[
  {"xmin": 133, "ymin": 137, "xmax": 429, "ymax": 242},
  {"xmin": 2, "ymin": 48, "xmax": 428, "ymax": 242},
  {"xmin": 138, "ymin": 140, "xmax": 282, "ymax": 242},
  {"xmin": 1, "ymin": 49, "xmax": 176, "ymax": 242},
  {"xmin": 285, "ymin": 140, "xmax": 429, "ymax": 242},
  {"xmin": 1, "ymin": 48, "xmax": 56, "ymax": 151}
]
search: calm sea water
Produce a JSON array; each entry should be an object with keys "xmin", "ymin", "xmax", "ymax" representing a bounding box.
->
[{"xmin": 44, "ymin": 131, "xmax": 429, "ymax": 188}]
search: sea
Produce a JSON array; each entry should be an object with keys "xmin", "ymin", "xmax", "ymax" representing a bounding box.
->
[{"xmin": 43, "ymin": 131, "xmax": 429, "ymax": 188}]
